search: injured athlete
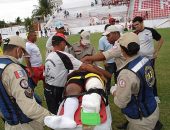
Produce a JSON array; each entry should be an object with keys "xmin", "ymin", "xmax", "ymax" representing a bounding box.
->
[{"xmin": 44, "ymin": 68, "xmax": 112, "ymax": 130}]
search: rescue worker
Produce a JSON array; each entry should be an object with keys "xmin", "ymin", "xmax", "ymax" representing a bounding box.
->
[
  {"xmin": 110, "ymin": 32, "xmax": 159, "ymax": 130},
  {"xmin": 0, "ymin": 36, "xmax": 52, "ymax": 130},
  {"xmin": 98, "ymin": 24, "xmax": 119, "ymax": 95},
  {"xmin": 81, "ymin": 25, "xmax": 124, "ymax": 73},
  {"xmin": 71, "ymin": 31, "xmax": 97, "ymax": 63}
]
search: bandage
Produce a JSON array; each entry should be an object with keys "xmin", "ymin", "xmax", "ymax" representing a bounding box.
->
[
  {"xmin": 82, "ymin": 93, "xmax": 101, "ymax": 113},
  {"xmin": 81, "ymin": 93, "xmax": 101, "ymax": 125},
  {"xmin": 85, "ymin": 77, "xmax": 104, "ymax": 91}
]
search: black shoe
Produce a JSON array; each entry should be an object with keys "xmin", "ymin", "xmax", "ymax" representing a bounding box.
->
[
  {"xmin": 154, "ymin": 121, "xmax": 163, "ymax": 130},
  {"xmin": 116, "ymin": 121, "xmax": 128, "ymax": 129}
]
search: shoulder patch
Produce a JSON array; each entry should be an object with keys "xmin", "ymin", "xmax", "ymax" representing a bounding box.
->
[
  {"xmin": 118, "ymin": 79, "xmax": 126, "ymax": 88},
  {"xmin": 14, "ymin": 70, "xmax": 26, "ymax": 79},
  {"xmin": 24, "ymin": 87, "xmax": 34, "ymax": 99},
  {"xmin": 20, "ymin": 79, "xmax": 29, "ymax": 89}
]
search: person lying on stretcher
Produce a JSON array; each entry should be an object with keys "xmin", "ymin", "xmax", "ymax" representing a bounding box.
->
[{"xmin": 44, "ymin": 67, "xmax": 112, "ymax": 129}]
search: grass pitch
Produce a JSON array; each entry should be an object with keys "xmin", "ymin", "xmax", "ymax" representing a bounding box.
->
[{"xmin": 0, "ymin": 28, "xmax": 169, "ymax": 130}]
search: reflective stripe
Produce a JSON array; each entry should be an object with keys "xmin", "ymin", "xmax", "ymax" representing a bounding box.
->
[
  {"xmin": 85, "ymin": 73, "xmax": 104, "ymax": 87},
  {"xmin": 0, "ymin": 64, "xmax": 7, "ymax": 69},
  {"xmin": 131, "ymin": 57, "xmax": 149, "ymax": 72},
  {"xmin": 68, "ymin": 73, "xmax": 104, "ymax": 87},
  {"xmin": 68, "ymin": 76, "xmax": 81, "ymax": 81}
]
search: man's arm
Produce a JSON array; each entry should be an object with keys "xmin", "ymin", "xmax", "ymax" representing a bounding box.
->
[
  {"xmin": 79, "ymin": 63, "xmax": 103, "ymax": 76},
  {"xmin": 154, "ymin": 37, "xmax": 164, "ymax": 58},
  {"xmin": 151, "ymin": 28, "xmax": 164, "ymax": 59},
  {"xmin": 24, "ymin": 56, "xmax": 34, "ymax": 77},
  {"xmin": 81, "ymin": 52, "xmax": 106, "ymax": 63},
  {"xmin": 93, "ymin": 65, "xmax": 112, "ymax": 78}
]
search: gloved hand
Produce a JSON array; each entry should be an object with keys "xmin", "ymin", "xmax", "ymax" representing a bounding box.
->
[{"xmin": 110, "ymin": 84, "xmax": 118, "ymax": 95}]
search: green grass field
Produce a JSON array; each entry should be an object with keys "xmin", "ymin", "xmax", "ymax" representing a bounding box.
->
[{"xmin": 0, "ymin": 28, "xmax": 170, "ymax": 130}]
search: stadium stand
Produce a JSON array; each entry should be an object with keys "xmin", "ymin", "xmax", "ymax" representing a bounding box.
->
[{"xmin": 132, "ymin": 0, "xmax": 170, "ymax": 19}]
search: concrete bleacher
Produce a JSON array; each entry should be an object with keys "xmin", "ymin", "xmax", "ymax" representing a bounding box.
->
[{"xmin": 45, "ymin": 0, "xmax": 128, "ymax": 29}]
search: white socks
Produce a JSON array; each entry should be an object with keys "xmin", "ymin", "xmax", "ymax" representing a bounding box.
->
[
  {"xmin": 82, "ymin": 93, "xmax": 101, "ymax": 113},
  {"xmin": 63, "ymin": 97, "xmax": 79, "ymax": 119},
  {"xmin": 44, "ymin": 97, "xmax": 78, "ymax": 129}
]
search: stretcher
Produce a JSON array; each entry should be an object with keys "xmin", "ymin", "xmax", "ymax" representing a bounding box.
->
[{"xmin": 56, "ymin": 96, "xmax": 112, "ymax": 130}]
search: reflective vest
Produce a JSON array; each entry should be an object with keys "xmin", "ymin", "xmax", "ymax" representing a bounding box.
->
[
  {"xmin": 0, "ymin": 58, "xmax": 32, "ymax": 125},
  {"xmin": 121, "ymin": 56, "xmax": 157, "ymax": 119}
]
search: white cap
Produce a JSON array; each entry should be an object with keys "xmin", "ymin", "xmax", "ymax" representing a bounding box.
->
[
  {"xmin": 55, "ymin": 21, "xmax": 64, "ymax": 29},
  {"xmin": 118, "ymin": 32, "xmax": 139, "ymax": 48},
  {"xmin": 80, "ymin": 31, "xmax": 90, "ymax": 44},
  {"xmin": 102, "ymin": 25, "xmax": 120, "ymax": 36},
  {"xmin": 5, "ymin": 36, "xmax": 26, "ymax": 51}
]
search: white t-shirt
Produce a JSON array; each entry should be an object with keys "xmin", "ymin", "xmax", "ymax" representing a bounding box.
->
[
  {"xmin": 136, "ymin": 27, "xmax": 161, "ymax": 59},
  {"xmin": 45, "ymin": 51, "xmax": 82, "ymax": 87},
  {"xmin": 26, "ymin": 41, "xmax": 42, "ymax": 67}
]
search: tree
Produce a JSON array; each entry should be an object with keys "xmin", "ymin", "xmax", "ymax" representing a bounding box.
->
[
  {"xmin": 15, "ymin": 17, "xmax": 22, "ymax": 25},
  {"xmin": 32, "ymin": 0, "xmax": 54, "ymax": 18},
  {"xmin": 0, "ymin": 20, "xmax": 7, "ymax": 28},
  {"xmin": 24, "ymin": 17, "xmax": 33, "ymax": 31}
]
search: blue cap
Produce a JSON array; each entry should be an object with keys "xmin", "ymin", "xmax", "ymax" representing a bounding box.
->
[{"xmin": 55, "ymin": 21, "xmax": 64, "ymax": 29}]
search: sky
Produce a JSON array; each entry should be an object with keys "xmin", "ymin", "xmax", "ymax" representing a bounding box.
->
[{"xmin": 0, "ymin": 0, "xmax": 38, "ymax": 22}]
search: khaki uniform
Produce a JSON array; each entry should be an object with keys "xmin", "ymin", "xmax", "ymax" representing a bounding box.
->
[
  {"xmin": 114, "ymin": 55, "xmax": 159, "ymax": 130},
  {"xmin": 1, "ymin": 55, "xmax": 52, "ymax": 130},
  {"xmin": 71, "ymin": 42, "xmax": 96, "ymax": 60},
  {"xmin": 102, "ymin": 42, "xmax": 126, "ymax": 70}
]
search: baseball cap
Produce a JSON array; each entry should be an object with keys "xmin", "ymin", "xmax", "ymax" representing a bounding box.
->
[
  {"xmin": 55, "ymin": 21, "xmax": 64, "ymax": 29},
  {"xmin": 4, "ymin": 36, "xmax": 26, "ymax": 51},
  {"xmin": 80, "ymin": 31, "xmax": 90, "ymax": 44},
  {"xmin": 109, "ymin": 18, "xmax": 116, "ymax": 24},
  {"xmin": 52, "ymin": 35, "xmax": 69, "ymax": 46},
  {"xmin": 102, "ymin": 25, "xmax": 120, "ymax": 36},
  {"xmin": 118, "ymin": 32, "xmax": 139, "ymax": 48}
]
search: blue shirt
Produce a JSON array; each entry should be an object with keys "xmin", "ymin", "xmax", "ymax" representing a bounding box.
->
[{"xmin": 98, "ymin": 36, "xmax": 114, "ymax": 63}]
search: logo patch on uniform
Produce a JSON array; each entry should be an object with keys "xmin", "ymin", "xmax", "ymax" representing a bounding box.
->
[
  {"xmin": 14, "ymin": 70, "xmax": 26, "ymax": 79},
  {"xmin": 145, "ymin": 66, "xmax": 155, "ymax": 87},
  {"xmin": 118, "ymin": 79, "xmax": 126, "ymax": 88},
  {"xmin": 20, "ymin": 79, "xmax": 29, "ymax": 89},
  {"xmin": 24, "ymin": 87, "xmax": 33, "ymax": 99}
]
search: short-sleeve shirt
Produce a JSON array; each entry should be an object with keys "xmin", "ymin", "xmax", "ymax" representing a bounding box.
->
[
  {"xmin": 1, "ymin": 56, "xmax": 51, "ymax": 124},
  {"xmin": 134, "ymin": 27, "xmax": 161, "ymax": 59},
  {"xmin": 26, "ymin": 41, "xmax": 42, "ymax": 67},
  {"xmin": 72, "ymin": 42, "xmax": 96, "ymax": 60},
  {"xmin": 98, "ymin": 36, "xmax": 114, "ymax": 63},
  {"xmin": 102, "ymin": 42, "xmax": 126, "ymax": 70},
  {"xmin": 45, "ymin": 51, "xmax": 82, "ymax": 87}
]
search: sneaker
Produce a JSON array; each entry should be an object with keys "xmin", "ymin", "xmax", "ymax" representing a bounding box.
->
[
  {"xmin": 154, "ymin": 120, "xmax": 163, "ymax": 130},
  {"xmin": 155, "ymin": 96, "xmax": 161, "ymax": 103}
]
